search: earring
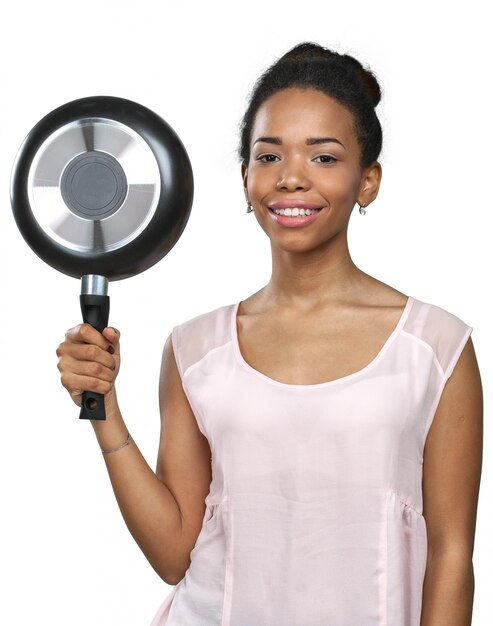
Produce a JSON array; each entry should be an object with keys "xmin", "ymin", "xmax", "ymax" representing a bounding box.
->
[
  {"xmin": 244, "ymin": 188, "xmax": 253, "ymax": 213},
  {"xmin": 358, "ymin": 203, "xmax": 366, "ymax": 216}
]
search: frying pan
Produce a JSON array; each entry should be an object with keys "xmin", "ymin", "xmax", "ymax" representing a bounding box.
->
[{"xmin": 10, "ymin": 95, "xmax": 193, "ymax": 420}]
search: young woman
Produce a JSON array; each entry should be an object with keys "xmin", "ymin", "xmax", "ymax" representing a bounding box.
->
[{"xmin": 56, "ymin": 43, "xmax": 483, "ymax": 626}]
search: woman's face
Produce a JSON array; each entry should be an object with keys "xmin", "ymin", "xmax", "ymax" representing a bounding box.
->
[{"xmin": 242, "ymin": 87, "xmax": 380, "ymax": 253}]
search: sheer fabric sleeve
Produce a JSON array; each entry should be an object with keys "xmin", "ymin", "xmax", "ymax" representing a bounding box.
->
[
  {"xmin": 433, "ymin": 309, "xmax": 473, "ymax": 380},
  {"xmin": 169, "ymin": 307, "xmax": 230, "ymax": 439},
  {"xmin": 407, "ymin": 302, "xmax": 474, "ymax": 439},
  {"xmin": 170, "ymin": 321, "xmax": 208, "ymax": 438}
]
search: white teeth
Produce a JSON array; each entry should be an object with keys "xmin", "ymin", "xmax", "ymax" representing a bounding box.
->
[{"xmin": 272, "ymin": 207, "xmax": 321, "ymax": 216}]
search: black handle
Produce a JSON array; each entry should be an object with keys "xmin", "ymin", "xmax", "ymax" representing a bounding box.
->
[{"xmin": 79, "ymin": 294, "xmax": 110, "ymax": 420}]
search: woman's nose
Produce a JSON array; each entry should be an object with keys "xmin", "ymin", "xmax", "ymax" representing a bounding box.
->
[{"xmin": 275, "ymin": 159, "xmax": 311, "ymax": 191}]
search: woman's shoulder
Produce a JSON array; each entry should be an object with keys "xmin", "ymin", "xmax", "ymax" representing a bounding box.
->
[
  {"xmin": 170, "ymin": 302, "xmax": 236, "ymax": 376},
  {"xmin": 365, "ymin": 280, "xmax": 472, "ymax": 335},
  {"xmin": 367, "ymin": 281, "xmax": 474, "ymax": 379},
  {"xmin": 407, "ymin": 295, "xmax": 472, "ymax": 330},
  {"xmin": 404, "ymin": 295, "xmax": 473, "ymax": 379}
]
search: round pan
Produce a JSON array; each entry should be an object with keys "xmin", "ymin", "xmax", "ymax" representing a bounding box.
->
[{"xmin": 11, "ymin": 95, "xmax": 194, "ymax": 281}]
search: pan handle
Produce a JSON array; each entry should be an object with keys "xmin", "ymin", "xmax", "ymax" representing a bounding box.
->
[{"xmin": 79, "ymin": 277, "xmax": 110, "ymax": 420}]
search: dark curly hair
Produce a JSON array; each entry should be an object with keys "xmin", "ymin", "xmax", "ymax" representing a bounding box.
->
[{"xmin": 238, "ymin": 42, "xmax": 383, "ymax": 169}]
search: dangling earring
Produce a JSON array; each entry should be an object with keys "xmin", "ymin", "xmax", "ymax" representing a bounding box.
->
[
  {"xmin": 244, "ymin": 188, "xmax": 253, "ymax": 213},
  {"xmin": 358, "ymin": 203, "xmax": 366, "ymax": 216}
]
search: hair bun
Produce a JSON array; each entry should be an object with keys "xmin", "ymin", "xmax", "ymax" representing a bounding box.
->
[
  {"xmin": 341, "ymin": 55, "xmax": 381, "ymax": 108},
  {"xmin": 279, "ymin": 42, "xmax": 381, "ymax": 108}
]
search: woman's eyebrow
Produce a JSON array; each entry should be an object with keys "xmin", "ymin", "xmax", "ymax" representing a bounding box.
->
[
  {"xmin": 306, "ymin": 137, "xmax": 346, "ymax": 148},
  {"xmin": 253, "ymin": 136, "xmax": 345, "ymax": 148},
  {"xmin": 253, "ymin": 136, "xmax": 282, "ymax": 146}
]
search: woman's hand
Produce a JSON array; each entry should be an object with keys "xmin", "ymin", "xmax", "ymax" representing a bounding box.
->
[{"xmin": 56, "ymin": 324, "xmax": 120, "ymax": 407}]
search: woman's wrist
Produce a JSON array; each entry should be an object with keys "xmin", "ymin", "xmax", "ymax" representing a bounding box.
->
[{"xmin": 100, "ymin": 431, "xmax": 132, "ymax": 455}]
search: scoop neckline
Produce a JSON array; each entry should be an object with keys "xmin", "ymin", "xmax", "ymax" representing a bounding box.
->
[{"xmin": 230, "ymin": 295, "xmax": 414, "ymax": 389}]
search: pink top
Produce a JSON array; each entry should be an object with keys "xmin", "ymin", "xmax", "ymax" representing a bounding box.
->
[{"xmin": 151, "ymin": 296, "xmax": 472, "ymax": 626}]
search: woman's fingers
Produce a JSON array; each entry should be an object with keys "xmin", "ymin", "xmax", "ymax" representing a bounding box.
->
[
  {"xmin": 65, "ymin": 323, "xmax": 113, "ymax": 350},
  {"xmin": 101, "ymin": 327, "xmax": 121, "ymax": 370},
  {"xmin": 56, "ymin": 323, "xmax": 121, "ymax": 407},
  {"xmin": 102, "ymin": 327, "xmax": 120, "ymax": 355},
  {"xmin": 58, "ymin": 341, "xmax": 116, "ymax": 369},
  {"xmin": 61, "ymin": 354, "xmax": 115, "ymax": 382}
]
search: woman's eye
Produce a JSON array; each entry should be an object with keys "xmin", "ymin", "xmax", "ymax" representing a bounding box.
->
[
  {"xmin": 313, "ymin": 155, "xmax": 336, "ymax": 164},
  {"xmin": 257, "ymin": 154, "xmax": 279, "ymax": 163}
]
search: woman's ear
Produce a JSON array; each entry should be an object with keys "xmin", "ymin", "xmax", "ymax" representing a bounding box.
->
[
  {"xmin": 358, "ymin": 161, "xmax": 382, "ymax": 207},
  {"xmin": 241, "ymin": 162, "xmax": 253, "ymax": 210},
  {"xmin": 241, "ymin": 161, "xmax": 248, "ymax": 189},
  {"xmin": 241, "ymin": 161, "xmax": 251, "ymax": 206}
]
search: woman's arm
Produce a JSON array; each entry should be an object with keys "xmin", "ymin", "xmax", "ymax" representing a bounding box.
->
[
  {"xmin": 420, "ymin": 337, "xmax": 483, "ymax": 626},
  {"xmin": 56, "ymin": 324, "xmax": 185, "ymax": 584}
]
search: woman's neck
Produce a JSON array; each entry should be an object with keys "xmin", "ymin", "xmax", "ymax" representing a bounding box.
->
[{"xmin": 263, "ymin": 240, "xmax": 370, "ymax": 309}]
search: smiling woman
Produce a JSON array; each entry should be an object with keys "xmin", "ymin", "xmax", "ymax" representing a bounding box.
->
[
  {"xmin": 55, "ymin": 42, "xmax": 483, "ymax": 626},
  {"xmin": 243, "ymin": 87, "xmax": 380, "ymax": 237}
]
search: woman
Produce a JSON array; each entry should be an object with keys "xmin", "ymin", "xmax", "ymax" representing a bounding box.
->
[{"xmin": 56, "ymin": 43, "xmax": 483, "ymax": 625}]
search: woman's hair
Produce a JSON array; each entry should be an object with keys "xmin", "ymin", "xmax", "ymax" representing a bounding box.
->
[{"xmin": 238, "ymin": 42, "xmax": 383, "ymax": 169}]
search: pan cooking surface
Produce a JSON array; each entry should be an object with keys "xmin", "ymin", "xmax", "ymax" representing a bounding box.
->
[{"xmin": 27, "ymin": 118, "xmax": 161, "ymax": 253}]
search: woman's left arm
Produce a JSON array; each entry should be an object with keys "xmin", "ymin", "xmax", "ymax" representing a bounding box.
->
[{"xmin": 421, "ymin": 337, "xmax": 483, "ymax": 626}]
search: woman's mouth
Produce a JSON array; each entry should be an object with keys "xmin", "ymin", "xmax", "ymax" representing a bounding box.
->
[
  {"xmin": 269, "ymin": 206, "xmax": 321, "ymax": 217},
  {"xmin": 266, "ymin": 205, "xmax": 323, "ymax": 227}
]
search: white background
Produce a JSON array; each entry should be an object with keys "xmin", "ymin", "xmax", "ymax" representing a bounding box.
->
[{"xmin": 0, "ymin": 1, "xmax": 490, "ymax": 624}]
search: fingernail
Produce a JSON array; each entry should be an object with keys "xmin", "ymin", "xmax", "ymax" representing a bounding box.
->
[
  {"xmin": 108, "ymin": 345, "xmax": 115, "ymax": 354},
  {"xmin": 110, "ymin": 327, "xmax": 119, "ymax": 335}
]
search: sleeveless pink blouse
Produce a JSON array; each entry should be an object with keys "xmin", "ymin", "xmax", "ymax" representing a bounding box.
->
[{"xmin": 151, "ymin": 296, "xmax": 472, "ymax": 626}]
